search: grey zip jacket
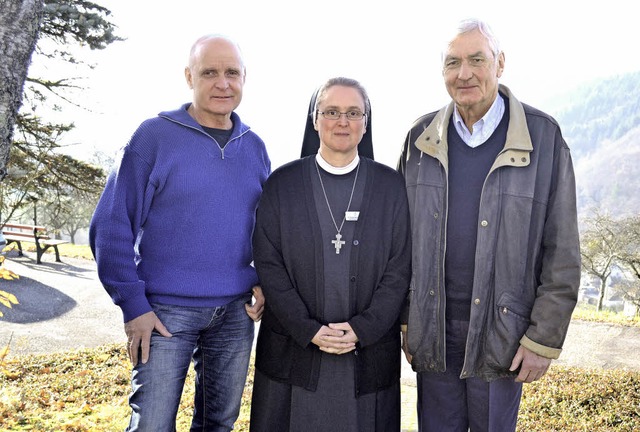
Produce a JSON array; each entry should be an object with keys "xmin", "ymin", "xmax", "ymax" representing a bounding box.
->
[{"xmin": 398, "ymin": 84, "xmax": 580, "ymax": 381}]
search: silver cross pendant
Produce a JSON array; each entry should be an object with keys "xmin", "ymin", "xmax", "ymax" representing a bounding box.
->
[{"xmin": 332, "ymin": 232, "xmax": 346, "ymax": 254}]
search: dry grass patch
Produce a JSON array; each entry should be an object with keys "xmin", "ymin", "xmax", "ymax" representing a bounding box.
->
[
  {"xmin": 519, "ymin": 366, "xmax": 640, "ymax": 431},
  {"xmin": 1, "ymin": 344, "xmax": 639, "ymax": 431},
  {"xmin": 0, "ymin": 344, "xmax": 254, "ymax": 431}
]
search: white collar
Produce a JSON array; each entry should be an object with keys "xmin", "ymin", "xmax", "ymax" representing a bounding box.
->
[
  {"xmin": 315, "ymin": 153, "xmax": 360, "ymax": 175},
  {"xmin": 453, "ymin": 93, "xmax": 505, "ymax": 148}
]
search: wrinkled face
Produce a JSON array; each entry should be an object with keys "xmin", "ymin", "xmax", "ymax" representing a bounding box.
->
[
  {"xmin": 185, "ymin": 38, "xmax": 245, "ymax": 118},
  {"xmin": 314, "ymin": 85, "xmax": 366, "ymax": 158},
  {"xmin": 443, "ymin": 28, "xmax": 504, "ymax": 117}
]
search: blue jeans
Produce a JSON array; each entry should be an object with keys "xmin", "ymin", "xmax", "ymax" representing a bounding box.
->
[{"xmin": 126, "ymin": 294, "xmax": 254, "ymax": 432}]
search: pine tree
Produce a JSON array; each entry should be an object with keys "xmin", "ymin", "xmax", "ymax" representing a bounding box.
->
[{"xmin": 1, "ymin": 0, "xmax": 122, "ymax": 236}]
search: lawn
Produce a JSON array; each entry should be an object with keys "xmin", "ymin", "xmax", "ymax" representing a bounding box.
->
[
  {"xmin": 1, "ymin": 244, "xmax": 639, "ymax": 430},
  {"xmin": 1, "ymin": 344, "xmax": 639, "ymax": 431}
]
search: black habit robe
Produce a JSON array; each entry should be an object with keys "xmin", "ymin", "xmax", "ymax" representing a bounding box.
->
[{"xmin": 249, "ymin": 156, "xmax": 411, "ymax": 432}]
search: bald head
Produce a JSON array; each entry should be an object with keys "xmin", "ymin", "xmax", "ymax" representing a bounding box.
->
[{"xmin": 188, "ymin": 35, "xmax": 245, "ymax": 72}]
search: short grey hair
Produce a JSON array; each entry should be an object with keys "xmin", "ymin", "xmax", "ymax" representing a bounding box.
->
[{"xmin": 442, "ymin": 18, "xmax": 502, "ymax": 65}]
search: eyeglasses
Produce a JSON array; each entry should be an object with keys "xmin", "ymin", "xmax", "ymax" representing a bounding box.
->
[{"xmin": 317, "ymin": 109, "xmax": 366, "ymax": 121}]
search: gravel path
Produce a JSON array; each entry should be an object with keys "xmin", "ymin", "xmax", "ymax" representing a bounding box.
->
[
  {"xmin": 2, "ymin": 250, "xmax": 639, "ymax": 431},
  {"xmin": 1, "ymin": 251, "xmax": 124, "ymax": 357},
  {"xmin": 553, "ymin": 319, "xmax": 640, "ymax": 371},
  {"xmin": 3, "ymin": 250, "xmax": 640, "ymax": 367}
]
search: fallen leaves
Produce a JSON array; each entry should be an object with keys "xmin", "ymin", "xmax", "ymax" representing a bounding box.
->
[
  {"xmin": 0, "ymin": 255, "xmax": 20, "ymax": 318},
  {"xmin": 0, "ymin": 344, "xmax": 638, "ymax": 431},
  {"xmin": 0, "ymin": 344, "xmax": 252, "ymax": 431}
]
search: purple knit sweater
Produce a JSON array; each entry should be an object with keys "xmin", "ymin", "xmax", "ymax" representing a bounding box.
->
[{"xmin": 90, "ymin": 104, "xmax": 271, "ymax": 322}]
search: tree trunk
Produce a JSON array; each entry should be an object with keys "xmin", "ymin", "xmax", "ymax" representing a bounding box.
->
[
  {"xmin": 596, "ymin": 275, "xmax": 608, "ymax": 312},
  {"xmin": 0, "ymin": 0, "xmax": 44, "ymax": 181}
]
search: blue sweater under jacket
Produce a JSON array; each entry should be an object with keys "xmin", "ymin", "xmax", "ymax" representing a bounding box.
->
[{"xmin": 90, "ymin": 104, "xmax": 271, "ymax": 322}]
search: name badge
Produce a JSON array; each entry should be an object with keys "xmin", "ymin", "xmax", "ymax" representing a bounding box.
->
[{"xmin": 345, "ymin": 211, "xmax": 360, "ymax": 221}]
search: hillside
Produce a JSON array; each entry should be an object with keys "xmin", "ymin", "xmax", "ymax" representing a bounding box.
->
[
  {"xmin": 547, "ymin": 71, "xmax": 640, "ymax": 218},
  {"xmin": 573, "ymin": 126, "xmax": 640, "ymax": 217}
]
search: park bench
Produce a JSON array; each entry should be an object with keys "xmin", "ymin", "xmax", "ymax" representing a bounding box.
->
[{"xmin": 1, "ymin": 223, "xmax": 69, "ymax": 264}]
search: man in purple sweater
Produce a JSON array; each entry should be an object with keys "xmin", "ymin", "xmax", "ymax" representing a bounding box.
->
[{"xmin": 90, "ymin": 34, "xmax": 271, "ymax": 431}]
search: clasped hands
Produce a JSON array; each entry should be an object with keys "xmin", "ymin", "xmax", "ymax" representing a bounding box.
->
[{"xmin": 312, "ymin": 322, "xmax": 358, "ymax": 355}]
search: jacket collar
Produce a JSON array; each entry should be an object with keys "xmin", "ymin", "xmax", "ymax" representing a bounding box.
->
[
  {"xmin": 159, "ymin": 103, "xmax": 249, "ymax": 140},
  {"xmin": 414, "ymin": 84, "xmax": 533, "ymax": 169}
]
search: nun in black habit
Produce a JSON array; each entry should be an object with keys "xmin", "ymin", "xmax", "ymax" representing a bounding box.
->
[{"xmin": 249, "ymin": 77, "xmax": 410, "ymax": 432}]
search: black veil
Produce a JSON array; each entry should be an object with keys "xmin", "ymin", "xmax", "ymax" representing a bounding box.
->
[{"xmin": 299, "ymin": 87, "xmax": 375, "ymax": 159}]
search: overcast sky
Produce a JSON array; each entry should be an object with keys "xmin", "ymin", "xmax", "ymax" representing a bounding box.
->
[{"xmin": 39, "ymin": 0, "xmax": 639, "ymax": 169}]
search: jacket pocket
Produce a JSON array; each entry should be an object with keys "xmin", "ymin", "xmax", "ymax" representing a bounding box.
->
[
  {"xmin": 255, "ymin": 327, "xmax": 293, "ymax": 380},
  {"xmin": 484, "ymin": 293, "xmax": 531, "ymax": 370}
]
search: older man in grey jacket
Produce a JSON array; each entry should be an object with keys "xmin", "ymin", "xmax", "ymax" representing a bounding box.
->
[{"xmin": 397, "ymin": 18, "xmax": 580, "ymax": 432}]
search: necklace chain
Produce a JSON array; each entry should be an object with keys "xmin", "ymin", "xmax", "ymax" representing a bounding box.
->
[{"xmin": 315, "ymin": 160, "xmax": 360, "ymax": 236}]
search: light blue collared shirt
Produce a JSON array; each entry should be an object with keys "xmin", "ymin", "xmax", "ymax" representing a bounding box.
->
[{"xmin": 453, "ymin": 93, "xmax": 505, "ymax": 148}]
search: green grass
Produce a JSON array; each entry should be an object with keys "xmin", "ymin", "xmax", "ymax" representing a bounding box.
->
[
  {"xmin": 2, "ymin": 242, "xmax": 94, "ymax": 261},
  {"xmin": 55, "ymin": 243, "xmax": 94, "ymax": 260},
  {"xmin": 573, "ymin": 303, "xmax": 640, "ymax": 327}
]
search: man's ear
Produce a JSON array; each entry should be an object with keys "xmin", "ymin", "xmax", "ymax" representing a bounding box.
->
[
  {"xmin": 496, "ymin": 52, "xmax": 505, "ymax": 78},
  {"xmin": 185, "ymin": 67, "xmax": 193, "ymax": 89}
]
